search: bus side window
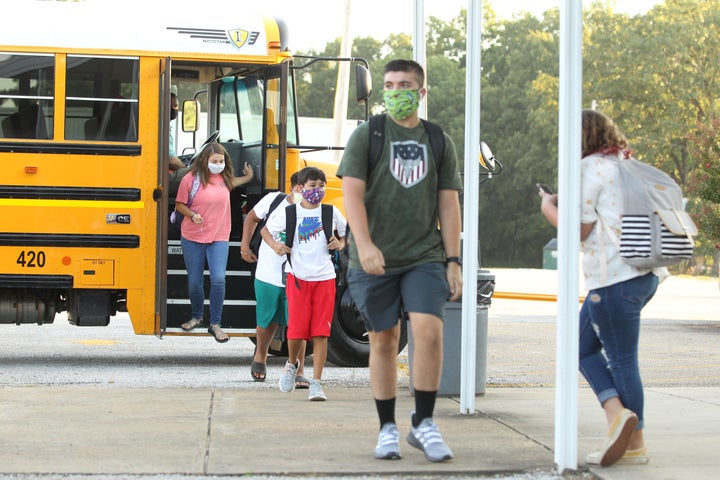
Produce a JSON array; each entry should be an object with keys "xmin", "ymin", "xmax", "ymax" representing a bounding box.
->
[
  {"xmin": 65, "ymin": 56, "xmax": 139, "ymax": 142},
  {"xmin": 0, "ymin": 53, "xmax": 54, "ymax": 140}
]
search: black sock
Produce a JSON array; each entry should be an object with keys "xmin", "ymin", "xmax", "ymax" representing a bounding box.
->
[
  {"xmin": 412, "ymin": 390, "xmax": 437, "ymax": 427},
  {"xmin": 375, "ymin": 397, "xmax": 396, "ymax": 428}
]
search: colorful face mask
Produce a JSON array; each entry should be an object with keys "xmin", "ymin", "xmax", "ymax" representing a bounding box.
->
[
  {"xmin": 383, "ymin": 89, "xmax": 420, "ymax": 120},
  {"xmin": 208, "ymin": 162, "xmax": 225, "ymax": 175},
  {"xmin": 301, "ymin": 187, "xmax": 325, "ymax": 205}
]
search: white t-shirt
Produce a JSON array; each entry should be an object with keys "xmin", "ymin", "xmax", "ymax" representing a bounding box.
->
[
  {"xmin": 266, "ymin": 203, "xmax": 347, "ymax": 282},
  {"xmin": 580, "ymin": 153, "xmax": 650, "ymax": 290},
  {"xmin": 253, "ymin": 192, "xmax": 292, "ymax": 287}
]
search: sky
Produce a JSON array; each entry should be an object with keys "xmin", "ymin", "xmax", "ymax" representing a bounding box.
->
[{"xmin": 260, "ymin": 0, "xmax": 664, "ymax": 52}]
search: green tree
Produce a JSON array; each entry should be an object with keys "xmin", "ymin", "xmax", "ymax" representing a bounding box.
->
[
  {"xmin": 476, "ymin": 10, "xmax": 561, "ymax": 266},
  {"xmin": 686, "ymin": 118, "xmax": 720, "ymax": 274},
  {"xmin": 290, "ymin": 0, "xmax": 720, "ymax": 272},
  {"xmin": 584, "ymin": 0, "xmax": 720, "ymax": 274},
  {"xmin": 294, "ymin": 36, "xmax": 384, "ymax": 120}
]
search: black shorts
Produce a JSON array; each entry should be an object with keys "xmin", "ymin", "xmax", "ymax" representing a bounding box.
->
[{"xmin": 347, "ymin": 262, "xmax": 449, "ymax": 333}]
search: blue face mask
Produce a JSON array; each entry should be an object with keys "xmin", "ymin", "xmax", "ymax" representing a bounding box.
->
[{"xmin": 301, "ymin": 187, "xmax": 325, "ymax": 205}]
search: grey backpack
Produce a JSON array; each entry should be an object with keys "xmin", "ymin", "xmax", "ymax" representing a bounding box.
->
[{"xmin": 609, "ymin": 154, "xmax": 697, "ymax": 268}]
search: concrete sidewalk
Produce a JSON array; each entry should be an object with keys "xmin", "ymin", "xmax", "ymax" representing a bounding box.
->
[
  {"xmin": 0, "ymin": 269, "xmax": 717, "ymax": 479},
  {"xmin": 1, "ymin": 383, "xmax": 717, "ymax": 479}
]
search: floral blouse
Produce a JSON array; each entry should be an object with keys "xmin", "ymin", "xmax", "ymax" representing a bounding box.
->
[{"xmin": 580, "ymin": 153, "xmax": 650, "ymax": 290}]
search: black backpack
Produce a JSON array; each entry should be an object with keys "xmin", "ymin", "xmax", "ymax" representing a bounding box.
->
[
  {"xmin": 283, "ymin": 203, "xmax": 337, "ymax": 287},
  {"xmin": 249, "ymin": 192, "xmax": 286, "ymax": 256}
]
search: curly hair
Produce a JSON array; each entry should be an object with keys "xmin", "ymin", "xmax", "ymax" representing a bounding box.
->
[{"xmin": 581, "ymin": 109, "xmax": 630, "ymax": 158}]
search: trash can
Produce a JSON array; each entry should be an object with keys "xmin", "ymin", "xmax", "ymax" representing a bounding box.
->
[
  {"xmin": 408, "ymin": 270, "xmax": 495, "ymax": 397},
  {"xmin": 543, "ymin": 238, "xmax": 558, "ymax": 270}
]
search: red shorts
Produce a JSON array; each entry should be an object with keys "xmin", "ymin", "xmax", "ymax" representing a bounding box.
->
[{"xmin": 285, "ymin": 274, "xmax": 336, "ymax": 341}]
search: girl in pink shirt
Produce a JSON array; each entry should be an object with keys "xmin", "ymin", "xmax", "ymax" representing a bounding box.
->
[{"xmin": 174, "ymin": 143, "xmax": 253, "ymax": 342}]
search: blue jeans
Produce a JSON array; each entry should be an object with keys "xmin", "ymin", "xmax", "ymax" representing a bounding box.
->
[
  {"xmin": 181, "ymin": 237, "xmax": 229, "ymax": 326},
  {"xmin": 579, "ymin": 272, "xmax": 658, "ymax": 429}
]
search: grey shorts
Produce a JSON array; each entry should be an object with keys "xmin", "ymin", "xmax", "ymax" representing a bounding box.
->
[{"xmin": 347, "ymin": 262, "xmax": 449, "ymax": 333}]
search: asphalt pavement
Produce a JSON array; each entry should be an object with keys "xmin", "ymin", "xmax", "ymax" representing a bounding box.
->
[{"xmin": 0, "ymin": 269, "xmax": 718, "ymax": 480}]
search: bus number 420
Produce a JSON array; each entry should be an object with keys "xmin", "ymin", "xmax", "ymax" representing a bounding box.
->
[{"xmin": 17, "ymin": 250, "xmax": 46, "ymax": 268}]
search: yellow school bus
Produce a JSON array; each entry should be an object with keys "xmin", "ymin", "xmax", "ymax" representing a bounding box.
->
[{"xmin": 0, "ymin": 1, "xmax": 374, "ymax": 366}]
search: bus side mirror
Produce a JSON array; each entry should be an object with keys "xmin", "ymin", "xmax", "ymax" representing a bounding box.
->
[
  {"xmin": 355, "ymin": 64, "xmax": 372, "ymax": 103},
  {"xmin": 479, "ymin": 141, "xmax": 496, "ymax": 172},
  {"xmin": 182, "ymin": 99, "xmax": 200, "ymax": 133}
]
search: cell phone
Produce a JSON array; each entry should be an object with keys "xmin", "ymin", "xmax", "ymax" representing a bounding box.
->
[{"xmin": 536, "ymin": 183, "xmax": 554, "ymax": 195}]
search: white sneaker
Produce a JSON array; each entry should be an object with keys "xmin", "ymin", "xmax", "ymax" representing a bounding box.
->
[
  {"xmin": 407, "ymin": 417, "xmax": 453, "ymax": 462},
  {"xmin": 586, "ymin": 409, "xmax": 638, "ymax": 467},
  {"xmin": 278, "ymin": 360, "xmax": 297, "ymax": 393},
  {"xmin": 375, "ymin": 422, "xmax": 401, "ymax": 460},
  {"xmin": 586, "ymin": 446, "xmax": 649, "ymax": 466},
  {"xmin": 308, "ymin": 379, "xmax": 327, "ymax": 401}
]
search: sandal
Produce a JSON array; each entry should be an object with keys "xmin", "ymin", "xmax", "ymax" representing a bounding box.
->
[
  {"xmin": 251, "ymin": 361, "xmax": 267, "ymax": 382},
  {"xmin": 295, "ymin": 375, "xmax": 310, "ymax": 389},
  {"xmin": 181, "ymin": 318, "xmax": 203, "ymax": 331},
  {"xmin": 208, "ymin": 325, "xmax": 229, "ymax": 343}
]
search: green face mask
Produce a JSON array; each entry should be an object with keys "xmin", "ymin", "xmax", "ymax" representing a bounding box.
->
[{"xmin": 383, "ymin": 89, "xmax": 420, "ymax": 120}]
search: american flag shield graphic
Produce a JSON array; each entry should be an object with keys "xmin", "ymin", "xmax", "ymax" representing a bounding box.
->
[{"xmin": 390, "ymin": 141, "xmax": 428, "ymax": 188}]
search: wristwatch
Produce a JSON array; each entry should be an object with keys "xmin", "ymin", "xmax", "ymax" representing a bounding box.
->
[{"xmin": 446, "ymin": 256, "xmax": 461, "ymax": 266}]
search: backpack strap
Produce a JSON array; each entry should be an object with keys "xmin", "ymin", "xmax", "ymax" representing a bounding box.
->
[
  {"xmin": 420, "ymin": 118, "xmax": 446, "ymax": 168},
  {"xmin": 283, "ymin": 203, "xmax": 299, "ymax": 288},
  {"xmin": 284, "ymin": 203, "xmax": 296, "ymax": 249},
  {"xmin": 321, "ymin": 204, "xmax": 334, "ymax": 243},
  {"xmin": 186, "ymin": 173, "xmax": 201, "ymax": 208},
  {"xmin": 249, "ymin": 192, "xmax": 286, "ymax": 256},
  {"xmin": 267, "ymin": 192, "xmax": 286, "ymax": 217},
  {"xmin": 321, "ymin": 204, "xmax": 343, "ymax": 275},
  {"xmin": 367, "ymin": 114, "xmax": 386, "ymax": 176},
  {"xmin": 367, "ymin": 114, "xmax": 446, "ymax": 177}
]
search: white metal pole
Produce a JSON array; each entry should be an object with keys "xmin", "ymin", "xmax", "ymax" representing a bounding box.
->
[
  {"xmin": 332, "ymin": 0, "xmax": 352, "ymax": 163},
  {"xmin": 555, "ymin": 0, "xmax": 583, "ymax": 472},
  {"xmin": 459, "ymin": 0, "xmax": 482, "ymax": 414},
  {"xmin": 413, "ymin": 0, "xmax": 428, "ymax": 119}
]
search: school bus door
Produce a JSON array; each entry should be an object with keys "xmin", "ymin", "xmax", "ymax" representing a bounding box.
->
[{"xmin": 155, "ymin": 58, "xmax": 172, "ymax": 334}]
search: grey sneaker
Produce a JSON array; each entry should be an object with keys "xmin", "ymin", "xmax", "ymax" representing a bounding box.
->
[
  {"xmin": 407, "ymin": 417, "xmax": 454, "ymax": 462},
  {"xmin": 278, "ymin": 360, "xmax": 297, "ymax": 393},
  {"xmin": 374, "ymin": 422, "xmax": 401, "ymax": 460},
  {"xmin": 308, "ymin": 379, "xmax": 327, "ymax": 401}
]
